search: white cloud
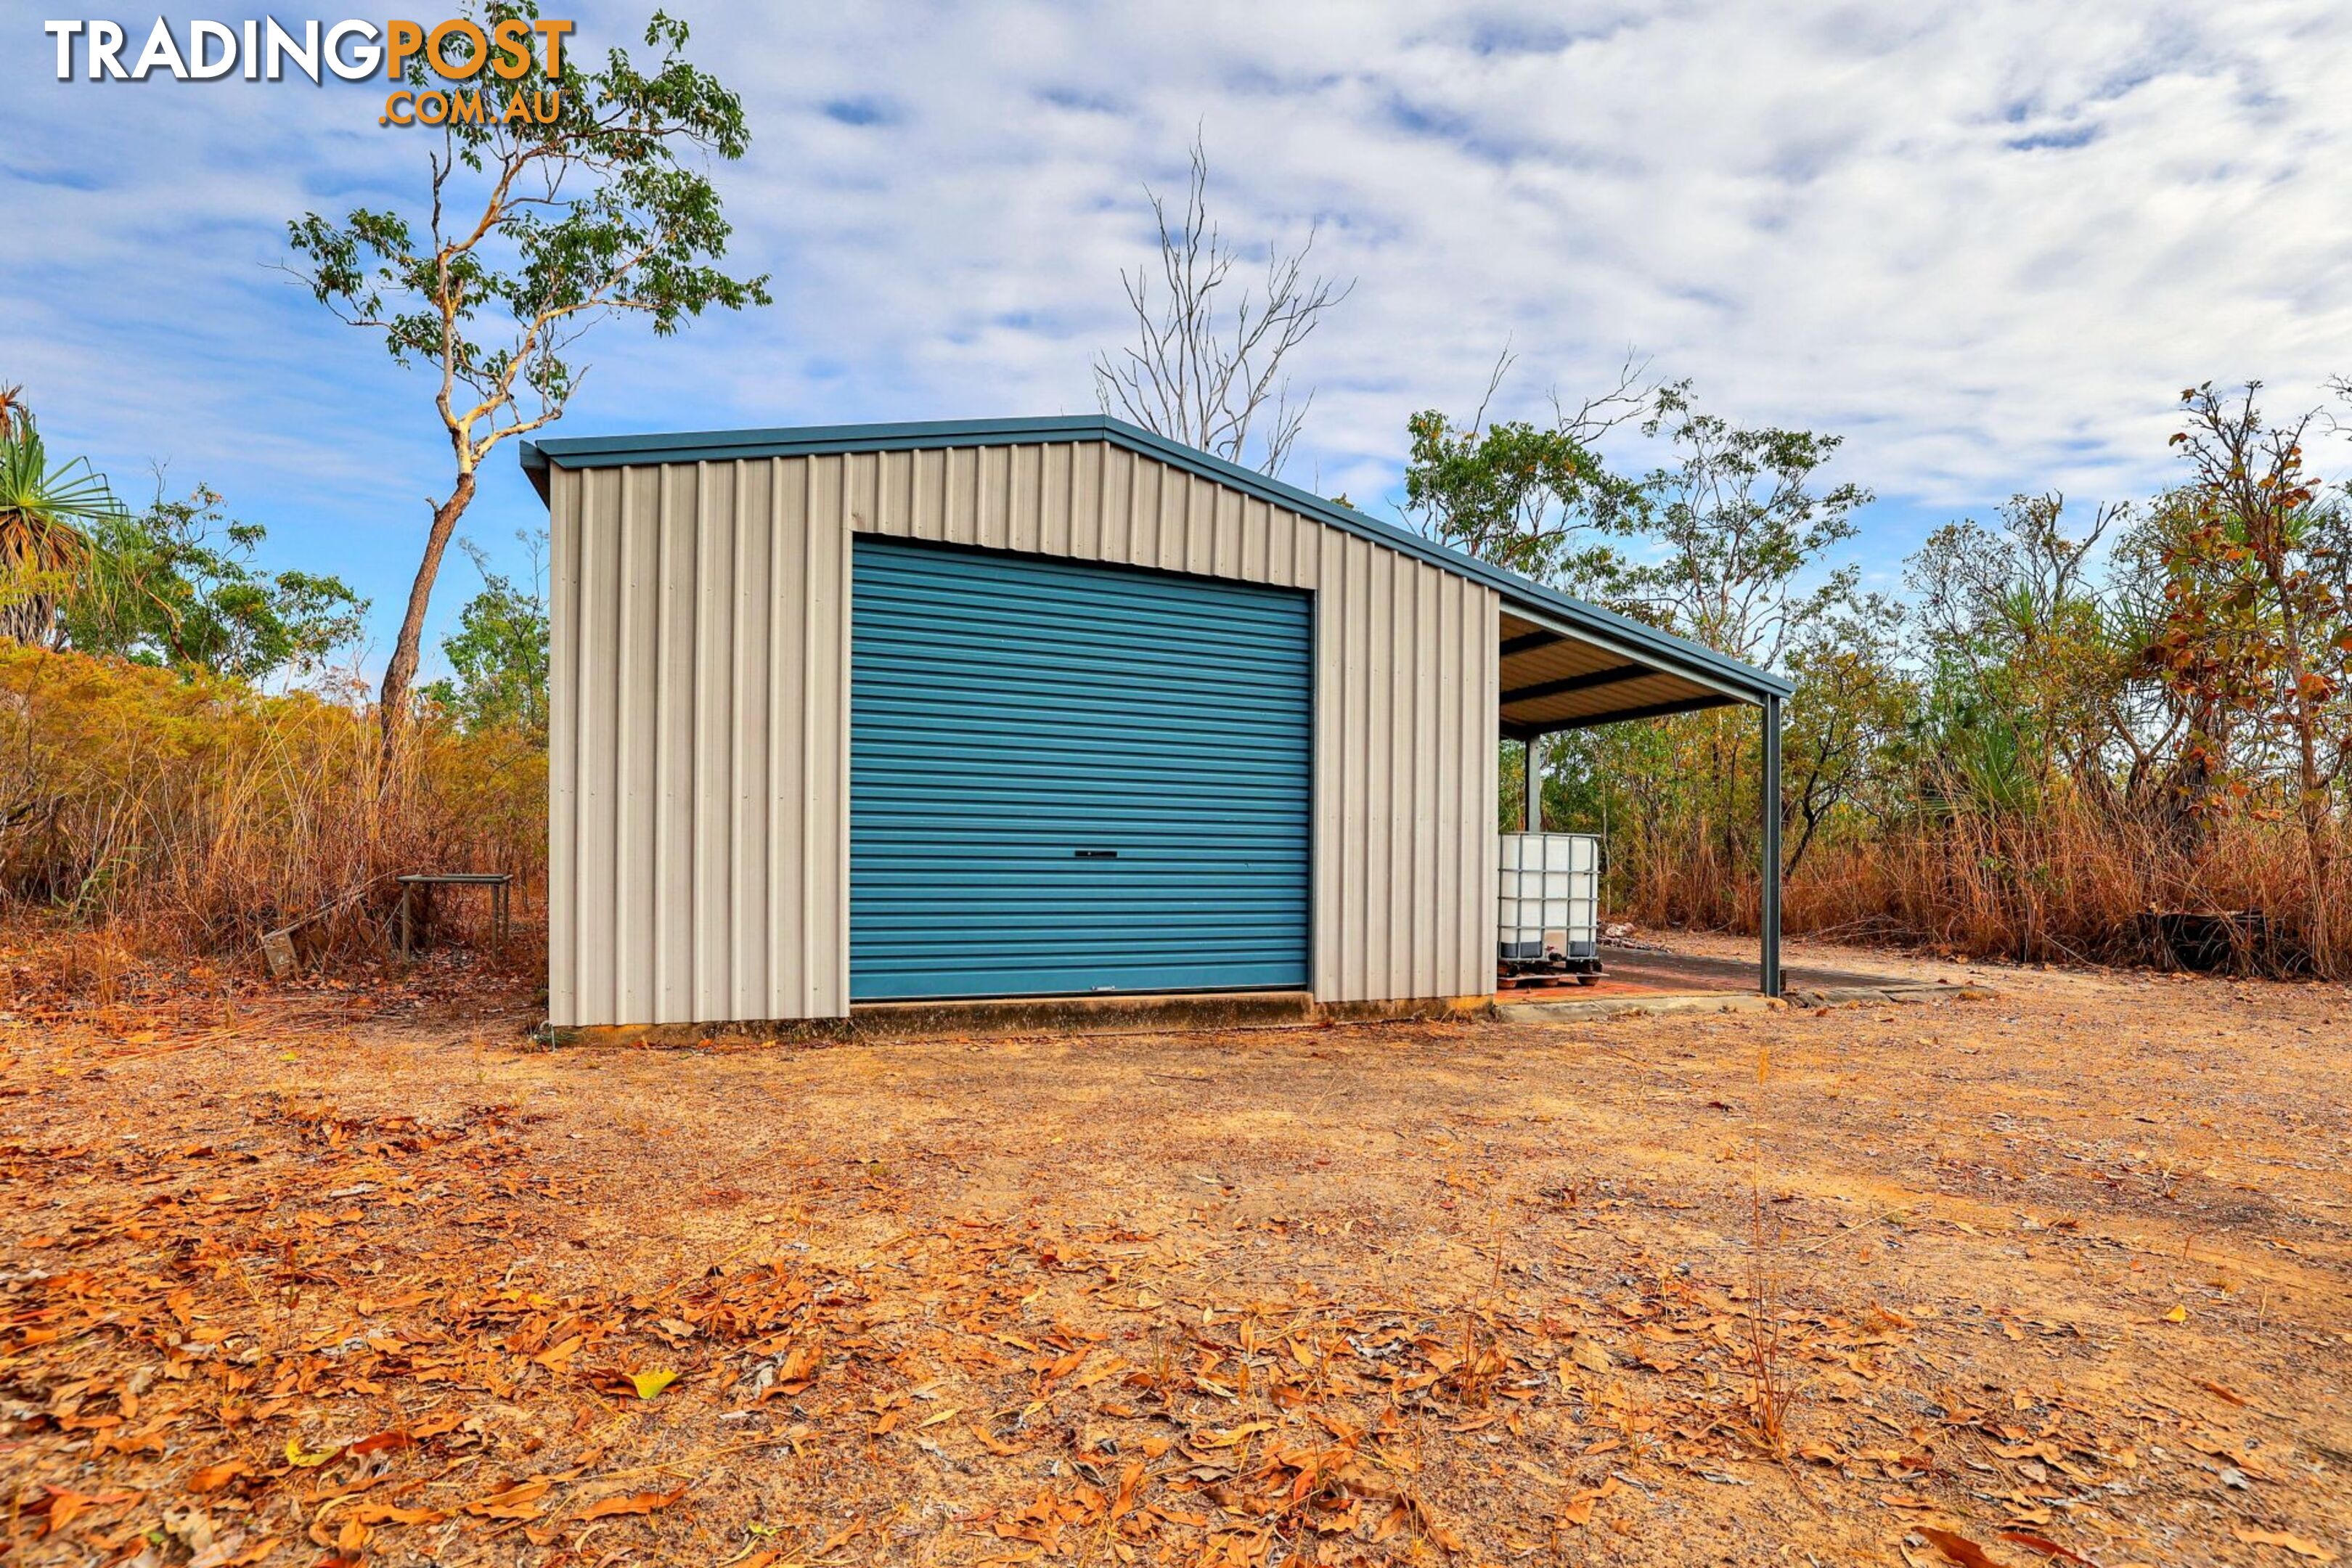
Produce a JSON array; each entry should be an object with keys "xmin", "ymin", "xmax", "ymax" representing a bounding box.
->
[{"xmin": 3, "ymin": 0, "xmax": 2348, "ymax": 661}]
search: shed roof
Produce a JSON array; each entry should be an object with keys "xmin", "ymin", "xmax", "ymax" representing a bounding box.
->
[{"xmin": 521, "ymin": 414, "xmax": 1790, "ymax": 734}]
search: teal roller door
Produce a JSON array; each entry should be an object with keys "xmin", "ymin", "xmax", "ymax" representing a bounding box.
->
[{"xmin": 850, "ymin": 537, "xmax": 1312, "ymax": 1001}]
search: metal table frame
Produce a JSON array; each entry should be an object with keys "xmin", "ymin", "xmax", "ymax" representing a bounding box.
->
[{"xmin": 394, "ymin": 873, "xmax": 513, "ymax": 960}]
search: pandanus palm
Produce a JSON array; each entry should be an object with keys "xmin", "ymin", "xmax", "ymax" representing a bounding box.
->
[{"xmin": 0, "ymin": 386, "xmax": 120, "ymax": 647}]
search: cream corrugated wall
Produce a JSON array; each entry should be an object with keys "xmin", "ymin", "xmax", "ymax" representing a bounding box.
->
[
  {"xmin": 547, "ymin": 441, "xmax": 1498, "ymax": 1024},
  {"xmin": 547, "ymin": 458, "xmax": 849, "ymax": 1026}
]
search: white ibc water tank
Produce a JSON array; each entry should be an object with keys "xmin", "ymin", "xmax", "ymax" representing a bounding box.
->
[{"xmin": 1498, "ymin": 832, "xmax": 1601, "ymax": 961}]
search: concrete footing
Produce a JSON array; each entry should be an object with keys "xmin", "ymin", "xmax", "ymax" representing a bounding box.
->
[
  {"xmin": 546, "ymin": 981, "xmax": 1985, "ymax": 1046},
  {"xmin": 1499, "ymin": 991, "xmax": 1784, "ymax": 1024},
  {"xmin": 549, "ymin": 989, "xmax": 1495, "ymax": 1047},
  {"xmin": 1498, "ymin": 980, "xmax": 1990, "ymax": 1024}
]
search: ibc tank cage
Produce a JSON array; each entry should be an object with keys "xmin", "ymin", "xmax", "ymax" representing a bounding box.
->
[{"xmin": 1497, "ymin": 832, "xmax": 1601, "ymax": 961}]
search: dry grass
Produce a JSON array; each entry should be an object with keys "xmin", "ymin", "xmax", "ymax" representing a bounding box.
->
[
  {"xmin": 2, "ymin": 934, "xmax": 2346, "ymax": 1566},
  {"xmin": 0, "ymin": 646, "xmax": 543, "ymax": 960},
  {"xmin": 1617, "ymin": 801, "xmax": 2351, "ymax": 977}
]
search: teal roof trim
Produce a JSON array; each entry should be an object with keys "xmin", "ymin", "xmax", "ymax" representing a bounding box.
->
[{"xmin": 520, "ymin": 414, "xmax": 1792, "ymax": 705}]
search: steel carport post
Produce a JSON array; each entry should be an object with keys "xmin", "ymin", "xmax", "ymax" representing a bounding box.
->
[
  {"xmin": 1524, "ymin": 732, "xmax": 1543, "ymax": 833},
  {"xmin": 1760, "ymin": 693, "xmax": 1783, "ymax": 998}
]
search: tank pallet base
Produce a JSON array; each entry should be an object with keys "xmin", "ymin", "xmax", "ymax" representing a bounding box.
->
[
  {"xmin": 1497, "ymin": 972, "xmax": 1600, "ymax": 992},
  {"xmin": 1496, "ymin": 955, "xmax": 1604, "ymax": 992}
]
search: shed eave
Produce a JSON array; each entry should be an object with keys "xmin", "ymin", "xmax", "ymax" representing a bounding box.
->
[{"xmin": 518, "ymin": 413, "xmax": 1792, "ymax": 708}]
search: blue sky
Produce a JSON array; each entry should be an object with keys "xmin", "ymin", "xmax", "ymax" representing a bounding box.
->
[{"xmin": 4, "ymin": 2, "xmax": 2351, "ymax": 682}]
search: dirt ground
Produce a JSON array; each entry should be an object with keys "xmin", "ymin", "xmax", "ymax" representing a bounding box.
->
[{"xmin": 2, "ymin": 934, "xmax": 2347, "ymax": 1568}]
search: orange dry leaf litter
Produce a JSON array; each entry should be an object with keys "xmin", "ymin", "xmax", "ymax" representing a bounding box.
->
[{"xmin": 1, "ymin": 933, "xmax": 2347, "ymax": 1564}]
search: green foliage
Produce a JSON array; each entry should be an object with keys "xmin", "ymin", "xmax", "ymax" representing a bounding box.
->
[
  {"xmin": 285, "ymin": 4, "xmax": 771, "ymax": 734},
  {"xmin": 1477, "ymin": 372, "xmax": 2352, "ymax": 971},
  {"xmin": 1781, "ymin": 596, "xmax": 1913, "ymax": 876},
  {"xmin": 286, "ymin": 6, "xmax": 769, "ymax": 438},
  {"xmin": 60, "ymin": 484, "xmax": 367, "ymax": 684},
  {"xmin": 1407, "ymin": 375, "xmax": 1868, "ymax": 665},
  {"xmin": 1622, "ymin": 388, "xmax": 1871, "ymax": 666},
  {"xmin": 422, "ymin": 534, "xmax": 549, "ymax": 738},
  {"xmin": 1403, "ymin": 412, "xmax": 1639, "ymax": 595},
  {"xmin": 0, "ymin": 391, "xmax": 121, "ymax": 648}
]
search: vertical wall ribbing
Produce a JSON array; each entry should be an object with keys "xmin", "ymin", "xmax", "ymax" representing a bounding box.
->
[
  {"xmin": 546, "ymin": 464, "xmax": 580, "ymax": 1024},
  {"xmin": 549, "ymin": 441, "xmax": 1499, "ymax": 1024},
  {"xmin": 547, "ymin": 457, "xmax": 850, "ymax": 1026},
  {"xmin": 729, "ymin": 461, "xmax": 771, "ymax": 1019}
]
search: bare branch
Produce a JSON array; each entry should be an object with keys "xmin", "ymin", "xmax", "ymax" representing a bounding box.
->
[
  {"xmin": 1469, "ymin": 341, "xmax": 1515, "ymax": 435},
  {"xmin": 1093, "ymin": 132, "xmax": 1352, "ymax": 477},
  {"xmin": 1550, "ymin": 349, "xmax": 1657, "ymax": 444}
]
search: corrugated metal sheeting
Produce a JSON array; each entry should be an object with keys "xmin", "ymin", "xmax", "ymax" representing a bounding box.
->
[
  {"xmin": 850, "ymin": 537, "xmax": 1314, "ymax": 1000},
  {"xmin": 547, "ymin": 459, "xmax": 849, "ymax": 1027},
  {"xmin": 546, "ymin": 440, "xmax": 1498, "ymax": 1026},
  {"xmin": 1495, "ymin": 610, "xmax": 1728, "ymax": 732}
]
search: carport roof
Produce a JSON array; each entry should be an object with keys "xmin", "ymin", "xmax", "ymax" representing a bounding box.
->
[{"xmin": 521, "ymin": 414, "xmax": 1791, "ymax": 734}]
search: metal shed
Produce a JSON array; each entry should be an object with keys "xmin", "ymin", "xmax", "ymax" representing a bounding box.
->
[{"xmin": 521, "ymin": 415, "xmax": 1792, "ymax": 1029}]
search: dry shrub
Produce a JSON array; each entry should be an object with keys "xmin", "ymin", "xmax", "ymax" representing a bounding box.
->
[
  {"xmin": 1614, "ymin": 794, "xmax": 2348, "ymax": 975},
  {"xmin": 0, "ymin": 644, "xmax": 542, "ymax": 961}
]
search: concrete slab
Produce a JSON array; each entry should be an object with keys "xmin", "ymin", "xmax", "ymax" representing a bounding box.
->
[
  {"xmin": 547, "ymin": 959, "xmax": 1988, "ymax": 1046},
  {"xmin": 1499, "ymin": 991, "xmax": 1785, "ymax": 1024},
  {"xmin": 1588, "ymin": 947, "xmax": 1919, "ymax": 997},
  {"xmin": 552, "ymin": 989, "xmax": 1495, "ymax": 1046},
  {"xmin": 1498, "ymin": 979, "xmax": 1993, "ymax": 1025}
]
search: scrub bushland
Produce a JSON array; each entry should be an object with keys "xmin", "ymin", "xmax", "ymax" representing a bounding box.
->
[
  {"xmin": 1469, "ymin": 380, "xmax": 2352, "ymax": 978},
  {"xmin": 0, "ymin": 645, "xmax": 544, "ymax": 960}
]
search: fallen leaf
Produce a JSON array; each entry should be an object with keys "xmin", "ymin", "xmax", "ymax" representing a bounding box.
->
[
  {"xmin": 917, "ymin": 1405, "xmax": 962, "ymax": 1429},
  {"xmin": 1568, "ymin": 1339, "xmax": 1612, "ymax": 1373},
  {"xmin": 768, "ymin": 1343, "xmax": 821, "ymax": 1394},
  {"xmin": 578, "ymin": 1484, "xmax": 688, "ymax": 1521},
  {"xmin": 41, "ymin": 1489, "xmax": 96, "ymax": 1534},
  {"xmin": 630, "ymin": 1370, "xmax": 678, "ymax": 1400},
  {"xmin": 1998, "ymin": 1531, "xmax": 2096, "ymax": 1566},
  {"xmin": 188, "ymin": 1461, "xmax": 251, "ymax": 1493},
  {"xmin": 283, "ymin": 1437, "xmax": 341, "ymax": 1469},
  {"xmin": 462, "ymin": 1479, "xmax": 552, "ymax": 1520},
  {"xmin": 1920, "ymin": 1528, "xmax": 2007, "ymax": 1568},
  {"xmin": 813, "ymin": 1517, "xmax": 865, "ymax": 1557},
  {"xmin": 194, "ymin": 1536, "xmax": 279, "ymax": 1568},
  {"xmin": 2163, "ymin": 1305, "xmax": 2188, "ymax": 1323},
  {"xmin": 1193, "ymin": 1421, "xmax": 1275, "ymax": 1449},
  {"xmin": 2234, "ymin": 1527, "xmax": 2338, "ymax": 1564},
  {"xmin": 970, "ymin": 1425, "xmax": 1020, "ymax": 1456}
]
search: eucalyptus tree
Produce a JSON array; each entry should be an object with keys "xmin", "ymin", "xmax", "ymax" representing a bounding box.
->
[
  {"xmin": 2152, "ymin": 383, "xmax": 2351, "ymax": 963},
  {"xmin": 1402, "ymin": 352, "xmax": 1655, "ymax": 599},
  {"xmin": 1622, "ymin": 388, "xmax": 1871, "ymax": 669},
  {"xmin": 286, "ymin": 7, "xmax": 769, "ymax": 746}
]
